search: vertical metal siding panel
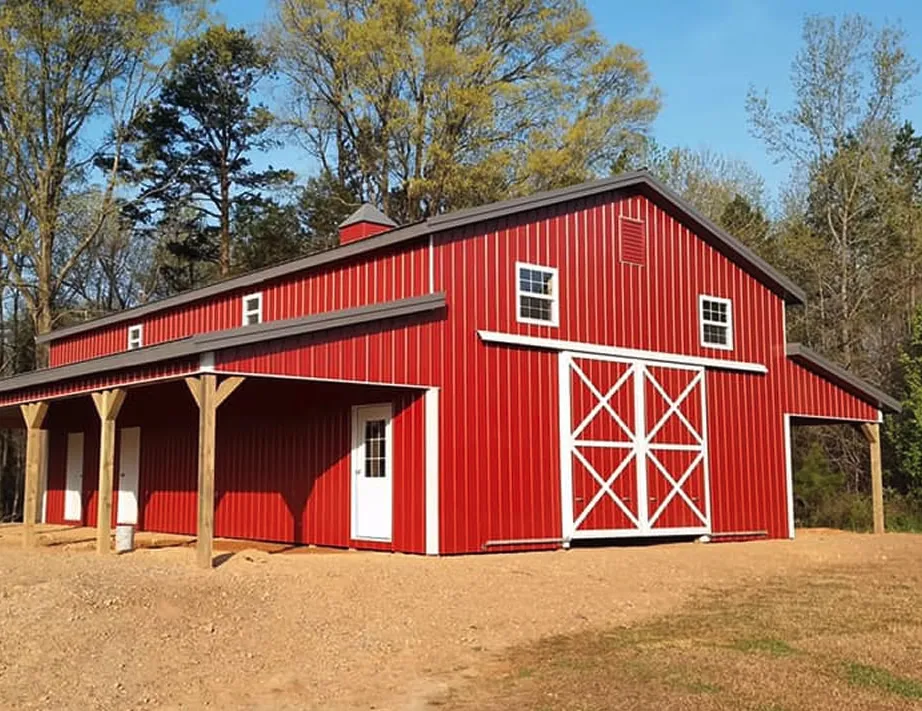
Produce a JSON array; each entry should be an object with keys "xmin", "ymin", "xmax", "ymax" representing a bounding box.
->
[{"xmin": 49, "ymin": 243, "xmax": 430, "ymax": 366}]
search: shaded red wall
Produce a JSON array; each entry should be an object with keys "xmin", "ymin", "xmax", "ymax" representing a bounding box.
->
[{"xmin": 41, "ymin": 378, "xmax": 427, "ymax": 552}]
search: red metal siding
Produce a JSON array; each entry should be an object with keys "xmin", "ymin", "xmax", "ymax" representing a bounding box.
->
[
  {"xmin": 430, "ymin": 192, "xmax": 793, "ymax": 550},
  {"xmin": 0, "ymin": 359, "xmax": 197, "ymax": 408},
  {"xmin": 211, "ymin": 189, "xmax": 876, "ymax": 550},
  {"xmin": 783, "ymin": 360, "xmax": 880, "ymax": 421},
  {"xmin": 43, "ymin": 397, "xmax": 104, "ymax": 527},
  {"xmin": 36, "ymin": 379, "xmax": 429, "ymax": 551},
  {"xmin": 48, "ymin": 242, "xmax": 430, "ymax": 366}
]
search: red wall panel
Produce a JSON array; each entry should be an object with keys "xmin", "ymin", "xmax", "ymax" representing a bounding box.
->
[
  {"xmin": 0, "ymin": 359, "xmax": 198, "ymax": 408},
  {"xmin": 783, "ymin": 360, "xmax": 881, "ymax": 422},
  {"xmin": 41, "ymin": 378, "xmax": 427, "ymax": 552},
  {"xmin": 49, "ymin": 242, "xmax": 430, "ymax": 367}
]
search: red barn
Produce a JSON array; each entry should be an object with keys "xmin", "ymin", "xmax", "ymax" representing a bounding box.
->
[{"xmin": 0, "ymin": 171, "xmax": 900, "ymax": 563}]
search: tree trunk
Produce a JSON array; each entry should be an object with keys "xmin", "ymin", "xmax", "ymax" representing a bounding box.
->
[{"xmin": 219, "ymin": 172, "xmax": 231, "ymax": 276}]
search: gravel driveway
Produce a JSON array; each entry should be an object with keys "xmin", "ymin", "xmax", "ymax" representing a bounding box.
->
[{"xmin": 0, "ymin": 527, "xmax": 916, "ymax": 710}]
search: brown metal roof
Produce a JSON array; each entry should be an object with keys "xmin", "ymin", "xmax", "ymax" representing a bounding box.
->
[
  {"xmin": 38, "ymin": 170, "xmax": 805, "ymax": 344},
  {"xmin": 2, "ymin": 293, "xmax": 445, "ymax": 396},
  {"xmin": 786, "ymin": 343, "xmax": 901, "ymax": 413}
]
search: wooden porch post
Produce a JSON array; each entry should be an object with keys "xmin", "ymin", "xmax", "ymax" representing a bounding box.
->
[
  {"xmin": 185, "ymin": 374, "xmax": 244, "ymax": 568},
  {"xmin": 861, "ymin": 422, "xmax": 884, "ymax": 535},
  {"xmin": 91, "ymin": 389, "xmax": 126, "ymax": 554},
  {"xmin": 19, "ymin": 401, "xmax": 49, "ymax": 548}
]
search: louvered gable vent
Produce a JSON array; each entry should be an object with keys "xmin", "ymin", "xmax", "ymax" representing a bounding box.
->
[{"xmin": 619, "ymin": 215, "xmax": 646, "ymax": 265}]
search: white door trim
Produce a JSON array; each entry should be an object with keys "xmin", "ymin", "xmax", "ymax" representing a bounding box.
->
[
  {"xmin": 63, "ymin": 432, "xmax": 85, "ymax": 522},
  {"xmin": 479, "ymin": 330, "xmax": 767, "ymax": 374},
  {"xmin": 351, "ymin": 403, "xmax": 394, "ymax": 542},
  {"xmin": 784, "ymin": 414, "xmax": 795, "ymax": 540},
  {"xmin": 559, "ymin": 352, "xmax": 574, "ymax": 542},
  {"xmin": 425, "ymin": 388, "xmax": 440, "ymax": 555},
  {"xmin": 116, "ymin": 427, "xmax": 141, "ymax": 525},
  {"xmin": 38, "ymin": 431, "xmax": 49, "ymax": 524}
]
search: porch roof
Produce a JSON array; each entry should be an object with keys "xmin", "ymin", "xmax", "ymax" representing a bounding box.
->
[
  {"xmin": 0, "ymin": 293, "xmax": 445, "ymax": 404},
  {"xmin": 786, "ymin": 343, "xmax": 901, "ymax": 414}
]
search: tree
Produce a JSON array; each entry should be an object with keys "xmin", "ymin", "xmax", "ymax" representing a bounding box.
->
[
  {"xmin": 647, "ymin": 145, "xmax": 765, "ymax": 224},
  {"xmin": 0, "ymin": 0, "xmax": 198, "ymax": 354},
  {"xmin": 127, "ymin": 24, "xmax": 293, "ymax": 283},
  {"xmin": 747, "ymin": 14, "xmax": 918, "ymax": 369},
  {"xmin": 275, "ymin": 0, "xmax": 660, "ymax": 222},
  {"xmin": 887, "ymin": 307, "xmax": 922, "ymax": 493}
]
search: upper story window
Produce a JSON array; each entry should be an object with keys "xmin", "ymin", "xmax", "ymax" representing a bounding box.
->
[
  {"xmin": 516, "ymin": 262, "xmax": 558, "ymax": 326},
  {"xmin": 699, "ymin": 295, "xmax": 733, "ymax": 350},
  {"xmin": 127, "ymin": 324, "xmax": 143, "ymax": 351},
  {"xmin": 242, "ymin": 292, "xmax": 263, "ymax": 326}
]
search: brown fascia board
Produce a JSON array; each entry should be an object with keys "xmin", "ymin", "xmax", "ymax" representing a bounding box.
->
[
  {"xmin": 0, "ymin": 293, "xmax": 445, "ymax": 396},
  {"xmin": 786, "ymin": 343, "xmax": 901, "ymax": 414},
  {"xmin": 38, "ymin": 169, "xmax": 805, "ymax": 345}
]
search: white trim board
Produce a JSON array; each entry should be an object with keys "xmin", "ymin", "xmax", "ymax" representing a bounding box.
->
[
  {"xmin": 783, "ymin": 414, "xmax": 795, "ymax": 540},
  {"xmin": 478, "ymin": 331, "xmax": 767, "ymax": 374},
  {"xmin": 425, "ymin": 387, "xmax": 440, "ymax": 555}
]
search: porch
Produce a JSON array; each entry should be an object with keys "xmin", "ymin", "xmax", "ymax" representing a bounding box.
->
[{"xmin": 2, "ymin": 373, "xmax": 437, "ymax": 567}]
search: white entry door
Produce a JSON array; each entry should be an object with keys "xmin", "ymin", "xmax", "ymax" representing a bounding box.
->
[
  {"xmin": 351, "ymin": 404, "xmax": 393, "ymax": 541},
  {"xmin": 116, "ymin": 427, "xmax": 141, "ymax": 525},
  {"xmin": 63, "ymin": 432, "xmax": 85, "ymax": 522}
]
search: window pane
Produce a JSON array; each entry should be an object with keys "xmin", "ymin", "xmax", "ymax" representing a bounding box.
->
[
  {"xmin": 519, "ymin": 267, "xmax": 554, "ymax": 296},
  {"xmin": 363, "ymin": 418, "xmax": 386, "ymax": 478},
  {"xmin": 703, "ymin": 323, "xmax": 728, "ymax": 345},
  {"xmin": 520, "ymin": 295, "xmax": 552, "ymax": 322}
]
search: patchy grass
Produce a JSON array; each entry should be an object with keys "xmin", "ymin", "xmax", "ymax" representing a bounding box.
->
[
  {"xmin": 845, "ymin": 662, "xmax": 922, "ymax": 700},
  {"xmin": 436, "ymin": 560, "xmax": 922, "ymax": 711},
  {"xmin": 732, "ymin": 637, "xmax": 797, "ymax": 657}
]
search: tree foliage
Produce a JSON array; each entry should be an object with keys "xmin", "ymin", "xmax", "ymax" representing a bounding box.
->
[
  {"xmin": 275, "ymin": 0, "xmax": 660, "ymax": 222},
  {"xmin": 0, "ymin": 0, "xmax": 200, "ymax": 344},
  {"xmin": 748, "ymin": 14, "xmax": 918, "ymax": 371},
  {"xmin": 124, "ymin": 24, "xmax": 293, "ymax": 288}
]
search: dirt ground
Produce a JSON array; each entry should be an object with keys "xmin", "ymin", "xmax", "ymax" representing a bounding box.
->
[{"xmin": 0, "ymin": 525, "xmax": 919, "ymax": 710}]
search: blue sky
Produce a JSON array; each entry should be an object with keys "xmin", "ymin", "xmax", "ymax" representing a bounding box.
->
[{"xmin": 214, "ymin": 0, "xmax": 922, "ymax": 202}]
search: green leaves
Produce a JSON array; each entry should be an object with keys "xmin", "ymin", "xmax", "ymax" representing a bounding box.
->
[
  {"xmin": 275, "ymin": 0, "xmax": 659, "ymax": 221},
  {"xmin": 127, "ymin": 24, "xmax": 291, "ymax": 284}
]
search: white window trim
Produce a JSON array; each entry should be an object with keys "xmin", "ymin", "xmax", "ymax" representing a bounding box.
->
[
  {"xmin": 127, "ymin": 324, "xmax": 143, "ymax": 350},
  {"xmin": 241, "ymin": 291, "xmax": 263, "ymax": 326},
  {"xmin": 699, "ymin": 294, "xmax": 733, "ymax": 351},
  {"xmin": 515, "ymin": 261, "xmax": 559, "ymax": 327}
]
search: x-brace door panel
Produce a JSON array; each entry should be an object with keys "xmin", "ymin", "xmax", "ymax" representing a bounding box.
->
[
  {"xmin": 562, "ymin": 353, "xmax": 710, "ymax": 539},
  {"xmin": 644, "ymin": 365, "xmax": 709, "ymax": 531}
]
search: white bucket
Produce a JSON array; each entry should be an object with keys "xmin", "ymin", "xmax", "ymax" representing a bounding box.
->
[{"xmin": 115, "ymin": 524, "xmax": 135, "ymax": 553}]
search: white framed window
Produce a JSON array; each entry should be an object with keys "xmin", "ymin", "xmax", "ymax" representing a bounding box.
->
[
  {"xmin": 241, "ymin": 291, "xmax": 263, "ymax": 326},
  {"xmin": 516, "ymin": 262, "xmax": 559, "ymax": 326},
  {"xmin": 699, "ymin": 295, "xmax": 733, "ymax": 350},
  {"xmin": 127, "ymin": 324, "xmax": 143, "ymax": 351}
]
